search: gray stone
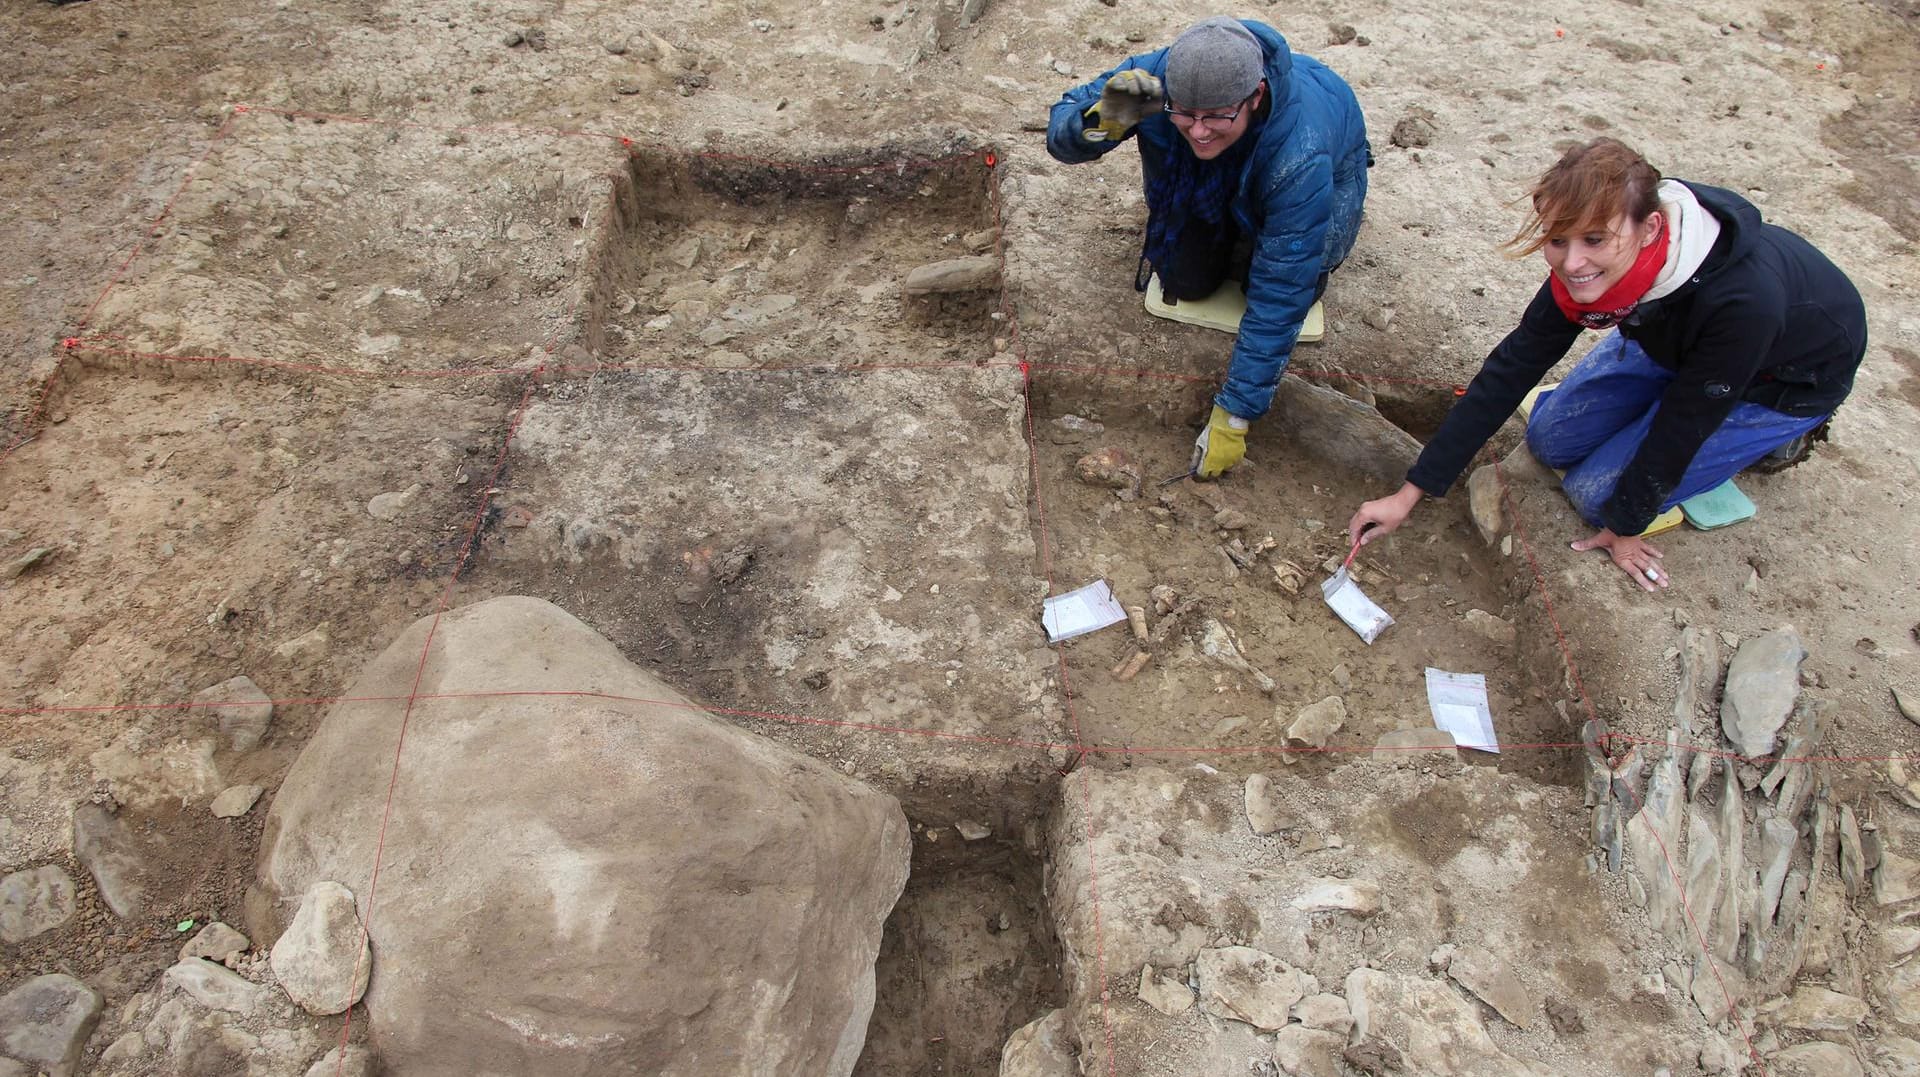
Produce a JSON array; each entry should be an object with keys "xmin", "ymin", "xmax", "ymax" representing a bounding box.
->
[
  {"xmin": 1879, "ymin": 850, "xmax": 1920, "ymax": 906},
  {"xmin": 1675, "ymin": 626, "xmax": 1720, "ymax": 741},
  {"xmin": 719, "ymin": 293, "xmax": 798, "ymax": 325},
  {"xmin": 1293, "ymin": 992, "xmax": 1352, "ymax": 1034},
  {"xmin": 1626, "ymin": 740, "xmax": 1685, "ymax": 942},
  {"xmin": 1686, "ymin": 748, "xmax": 1714, "ymax": 802},
  {"xmin": 1286, "ymin": 696, "xmax": 1346, "ymax": 750},
  {"xmin": 1876, "ymin": 955, "xmax": 1920, "ymax": 1025},
  {"xmin": 0, "ymin": 975, "xmax": 101, "ymax": 1077},
  {"xmin": 902, "ymin": 255, "xmax": 999, "ymax": 295},
  {"xmin": 193, "ymin": 675, "xmax": 274, "ymax": 752},
  {"xmin": 1273, "ymin": 378, "xmax": 1423, "ymax": 486},
  {"xmin": 1244, "ymin": 773, "xmax": 1285, "ymax": 836},
  {"xmin": 180, "ymin": 921, "xmax": 250, "ymax": 964},
  {"xmin": 0, "ymin": 546, "xmax": 54, "ymax": 580},
  {"xmin": 1683, "ymin": 812, "xmax": 1720, "ymax": 951},
  {"xmin": 257, "ymin": 596, "xmax": 909, "ymax": 1077},
  {"xmin": 1897, "ymin": 687, "xmax": 1920, "ymax": 728},
  {"xmin": 1698, "ymin": 1034, "xmax": 1744, "ymax": 1076},
  {"xmin": 1447, "ymin": 946, "xmax": 1533, "ymax": 1028},
  {"xmin": 1345, "ymin": 968, "xmax": 1536, "ymax": 1076},
  {"xmin": 1463, "ymin": 609, "xmax": 1516, "ymax": 645},
  {"xmin": 1720, "ymin": 629, "xmax": 1805, "ymax": 758},
  {"xmin": 1768, "ymin": 1042, "xmax": 1863, "ymax": 1077},
  {"xmin": 1711, "ymin": 764, "xmax": 1744, "ymax": 962},
  {"xmin": 1464, "ymin": 465, "xmax": 1504, "ymax": 544},
  {"xmin": 270, "ymin": 881, "xmax": 371, "ymax": 1016},
  {"xmin": 1136, "ymin": 964, "xmax": 1194, "ymax": 1016},
  {"xmin": 164, "ymin": 959, "xmax": 267, "ymax": 1015},
  {"xmin": 1195, "ymin": 945, "xmax": 1315, "ymax": 1030},
  {"xmin": 1291, "ymin": 877, "xmax": 1380, "ymax": 916},
  {"xmin": 1873, "ymin": 1035, "xmax": 1920, "ymax": 1077},
  {"xmin": 998, "ymin": 1008, "xmax": 1076, "ymax": 1077},
  {"xmin": 1690, "ymin": 953, "xmax": 1739, "ymax": 1024},
  {"xmin": 210, "ymin": 785, "xmax": 263, "ymax": 819},
  {"xmin": 0, "ymin": 864, "xmax": 76, "ymax": 943},
  {"xmin": 1272, "ymin": 1025, "xmax": 1345, "ymax": 1076},
  {"xmin": 71, "ymin": 804, "xmax": 152, "ymax": 918},
  {"xmin": 304, "ymin": 1045, "xmax": 376, "ymax": 1077},
  {"xmin": 274, "ymin": 624, "xmax": 331, "ymax": 661},
  {"xmin": 1373, "ymin": 727, "xmax": 1458, "ymax": 767},
  {"xmin": 367, "ymin": 482, "xmax": 424, "ymax": 521},
  {"xmin": 1754, "ymin": 816, "xmax": 1797, "ymax": 930},
  {"xmin": 1774, "ymin": 985, "xmax": 1866, "ymax": 1031}
]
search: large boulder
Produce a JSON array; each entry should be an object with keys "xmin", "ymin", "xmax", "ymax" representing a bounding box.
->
[{"xmin": 254, "ymin": 596, "xmax": 911, "ymax": 1076}]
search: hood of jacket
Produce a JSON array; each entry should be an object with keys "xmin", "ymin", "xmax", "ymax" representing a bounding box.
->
[{"xmin": 1661, "ymin": 181, "xmax": 1762, "ymax": 298}]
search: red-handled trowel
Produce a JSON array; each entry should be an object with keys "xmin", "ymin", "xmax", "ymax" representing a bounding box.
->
[{"xmin": 1321, "ymin": 535, "xmax": 1393, "ymax": 644}]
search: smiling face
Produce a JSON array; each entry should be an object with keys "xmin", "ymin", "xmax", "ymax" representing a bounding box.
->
[
  {"xmin": 1541, "ymin": 211, "xmax": 1664, "ymax": 303},
  {"xmin": 1168, "ymin": 83, "xmax": 1265, "ymax": 160}
]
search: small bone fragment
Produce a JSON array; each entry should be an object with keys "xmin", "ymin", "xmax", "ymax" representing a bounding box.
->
[{"xmin": 1198, "ymin": 619, "xmax": 1275, "ymax": 694}]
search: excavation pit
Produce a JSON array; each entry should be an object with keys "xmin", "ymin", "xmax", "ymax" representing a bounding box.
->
[
  {"xmin": 592, "ymin": 146, "xmax": 1001, "ymax": 369},
  {"xmin": 857, "ymin": 815, "xmax": 1062, "ymax": 1076},
  {"xmin": 1032, "ymin": 395, "xmax": 1575, "ymax": 787}
]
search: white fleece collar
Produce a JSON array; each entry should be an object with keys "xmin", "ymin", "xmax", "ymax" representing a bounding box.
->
[{"xmin": 1642, "ymin": 179, "xmax": 1721, "ymax": 302}]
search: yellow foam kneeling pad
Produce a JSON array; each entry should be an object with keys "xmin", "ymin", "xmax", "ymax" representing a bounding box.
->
[{"xmin": 1143, "ymin": 273, "xmax": 1323, "ymax": 343}]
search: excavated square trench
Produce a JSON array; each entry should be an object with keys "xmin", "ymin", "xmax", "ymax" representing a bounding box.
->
[
  {"xmin": 447, "ymin": 151, "xmax": 1589, "ymax": 1072},
  {"xmin": 0, "ymin": 135, "xmax": 1609, "ymax": 1074}
]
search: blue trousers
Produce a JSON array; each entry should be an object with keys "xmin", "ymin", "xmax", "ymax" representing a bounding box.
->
[{"xmin": 1526, "ymin": 333, "xmax": 1830, "ymax": 527}]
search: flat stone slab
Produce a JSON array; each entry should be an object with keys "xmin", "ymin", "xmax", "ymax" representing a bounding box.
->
[
  {"xmin": 71, "ymin": 804, "xmax": 158, "ymax": 918},
  {"xmin": 193, "ymin": 675, "xmax": 272, "ymax": 752},
  {"xmin": 1720, "ymin": 628, "xmax": 1805, "ymax": 758},
  {"xmin": 0, "ymin": 864, "xmax": 76, "ymax": 943},
  {"xmin": 0, "ymin": 974, "xmax": 103, "ymax": 1077},
  {"xmin": 1447, "ymin": 945, "xmax": 1534, "ymax": 1028}
]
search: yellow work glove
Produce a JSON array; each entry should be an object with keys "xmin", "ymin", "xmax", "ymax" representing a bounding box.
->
[
  {"xmin": 1191, "ymin": 405, "xmax": 1250, "ymax": 479},
  {"xmin": 1082, "ymin": 69, "xmax": 1163, "ymax": 143}
]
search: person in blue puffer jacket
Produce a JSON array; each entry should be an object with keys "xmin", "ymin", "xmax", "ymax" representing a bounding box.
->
[{"xmin": 1046, "ymin": 16, "xmax": 1372, "ymax": 479}]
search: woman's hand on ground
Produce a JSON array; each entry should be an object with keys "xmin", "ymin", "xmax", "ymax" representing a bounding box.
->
[
  {"xmin": 1570, "ymin": 528, "xmax": 1670, "ymax": 592},
  {"xmin": 1347, "ymin": 482, "xmax": 1425, "ymax": 547}
]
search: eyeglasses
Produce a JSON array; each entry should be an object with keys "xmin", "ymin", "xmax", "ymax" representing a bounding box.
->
[{"xmin": 1163, "ymin": 100, "xmax": 1248, "ymax": 131}]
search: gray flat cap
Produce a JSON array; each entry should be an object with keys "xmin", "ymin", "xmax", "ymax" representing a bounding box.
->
[{"xmin": 1165, "ymin": 17, "xmax": 1264, "ymax": 110}]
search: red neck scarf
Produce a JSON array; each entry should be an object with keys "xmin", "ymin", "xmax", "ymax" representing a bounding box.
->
[{"xmin": 1549, "ymin": 221, "xmax": 1668, "ymax": 329}]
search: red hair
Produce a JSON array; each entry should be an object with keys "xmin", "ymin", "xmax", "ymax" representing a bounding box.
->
[{"xmin": 1505, "ymin": 138, "xmax": 1662, "ymax": 256}]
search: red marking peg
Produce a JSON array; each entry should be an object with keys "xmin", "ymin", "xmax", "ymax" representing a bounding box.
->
[
  {"xmin": 1453, "ymin": 386, "xmax": 1467, "ymax": 396},
  {"xmin": 984, "ymin": 151, "xmax": 998, "ymax": 167},
  {"xmin": 60, "ymin": 337, "xmax": 81, "ymax": 349},
  {"xmin": 1554, "ymin": 28, "xmax": 1565, "ymax": 38},
  {"xmin": 233, "ymin": 105, "xmax": 250, "ymax": 113}
]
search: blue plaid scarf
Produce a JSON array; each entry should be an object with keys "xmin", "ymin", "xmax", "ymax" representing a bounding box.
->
[{"xmin": 1139, "ymin": 133, "xmax": 1257, "ymax": 290}]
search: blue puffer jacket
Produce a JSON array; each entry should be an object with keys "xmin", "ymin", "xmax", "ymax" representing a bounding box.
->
[{"xmin": 1046, "ymin": 19, "xmax": 1370, "ymax": 420}]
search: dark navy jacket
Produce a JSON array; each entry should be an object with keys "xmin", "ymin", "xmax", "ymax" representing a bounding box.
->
[
  {"xmin": 1046, "ymin": 20, "xmax": 1370, "ymax": 421},
  {"xmin": 1408, "ymin": 182, "xmax": 1867, "ymax": 535}
]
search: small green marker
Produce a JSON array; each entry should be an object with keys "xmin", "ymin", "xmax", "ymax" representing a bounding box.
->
[{"xmin": 176, "ymin": 919, "xmax": 196, "ymax": 933}]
